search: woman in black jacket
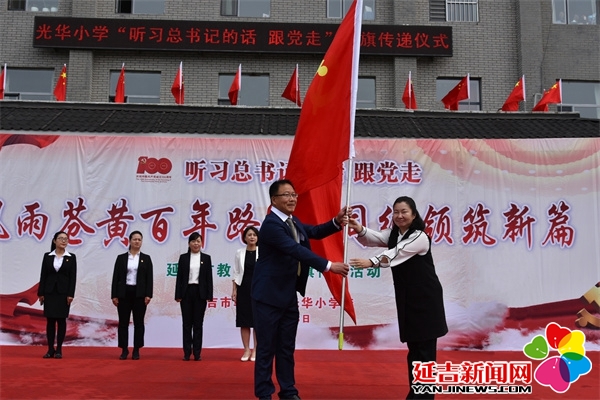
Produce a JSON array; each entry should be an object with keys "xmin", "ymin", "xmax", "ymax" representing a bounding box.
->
[
  {"xmin": 111, "ymin": 230, "xmax": 153, "ymax": 360},
  {"xmin": 38, "ymin": 231, "xmax": 77, "ymax": 359},
  {"xmin": 175, "ymin": 232, "xmax": 213, "ymax": 361}
]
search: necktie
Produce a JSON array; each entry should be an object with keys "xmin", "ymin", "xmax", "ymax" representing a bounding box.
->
[{"xmin": 286, "ymin": 218, "xmax": 301, "ymax": 276}]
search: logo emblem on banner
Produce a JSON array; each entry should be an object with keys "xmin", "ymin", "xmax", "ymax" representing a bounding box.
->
[{"xmin": 136, "ymin": 156, "xmax": 172, "ymax": 183}]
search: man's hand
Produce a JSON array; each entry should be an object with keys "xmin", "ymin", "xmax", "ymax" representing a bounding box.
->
[
  {"xmin": 335, "ymin": 206, "xmax": 351, "ymax": 227},
  {"xmin": 330, "ymin": 262, "xmax": 349, "ymax": 277}
]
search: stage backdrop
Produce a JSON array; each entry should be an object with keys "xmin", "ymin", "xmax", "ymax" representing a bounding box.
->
[{"xmin": 1, "ymin": 133, "xmax": 599, "ymax": 350}]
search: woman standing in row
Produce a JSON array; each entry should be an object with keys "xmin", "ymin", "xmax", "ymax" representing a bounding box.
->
[
  {"xmin": 38, "ymin": 231, "xmax": 77, "ymax": 359},
  {"xmin": 111, "ymin": 230, "xmax": 154, "ymax": 360},
  {"xmin": 232, "ymin": 226, "xmax": 259, "ymax": 362},
  {"xmin": 175, "ymin": 232, "xmax": 213, "ymax": 361}
]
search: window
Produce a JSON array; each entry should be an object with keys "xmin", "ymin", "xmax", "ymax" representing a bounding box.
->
[
  {"xmin": 559, "ymin": 81, "xmax": 600, "ymax": 119},
  {"xmin": 552, "ymin": 0, "xmax": 596, "ymax": 24},
  {"xmin": 218, "ymin": 74, "xmax": 269, "ymax": 106},
  {"xmin": 327, "ymin": 0, "xmax": 375, "ymax": 20},
  {"xmin": 116, "ymin": 0, "xmax": 165, "ymax": 15},
  {"xmin": 430, "ymin": 0, "xmax": 479, "ymax": 22},
  {"xmin": 357, "ymin": 78, "xmax": 376, "ymax": 109},
  {"xmin": 3, "ymin": 68, "xmax": 54, "ymax": 100},
  {"xmin": 109, "ymin": 71, "xmax": 160, "ymax": 103},
  {"xmin": 436, "ymin": 77, "xmax": 481, "ymax": 110},
  {"xmin": 8, "ymin": 0, "xmax": 58, "ymax": 11},
  {"xmin": 221, "ymin": 0, "xmax": 270, "ymax": 18}
]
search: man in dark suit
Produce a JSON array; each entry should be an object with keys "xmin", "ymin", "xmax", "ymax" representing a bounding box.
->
[{"xmin": 252, "ymin": 179, "xmax": 349, "ymax": 400}]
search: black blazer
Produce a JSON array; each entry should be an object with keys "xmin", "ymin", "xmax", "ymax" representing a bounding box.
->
[
  {"xmin": 175, "ymin": 252, "xmax": 213, "ymax": 301},
  {"xmin": 251, "ymin": 212, "xmax": 340, "ymax": 308},
  {"xmin": 37, "ymin": 252, "xmax": 77, "ymax": 297},
  {"xmin": 111, "ymin": 252, "xmax": 154, "ymax": 299}
]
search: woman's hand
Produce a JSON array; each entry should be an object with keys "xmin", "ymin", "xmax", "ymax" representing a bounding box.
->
[
  {"xmin": 349, "ymin": 258, "xmax": 374, "ymax": 269},
  {"xmin": 348, "ymin": 218, "xmax": 363, "ymax": 234},
  {"xmin": 232, "ymin": 286, "xmax": 237, "ymax": 304}
]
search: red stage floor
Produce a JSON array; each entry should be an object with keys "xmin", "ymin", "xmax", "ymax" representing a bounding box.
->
[{"xmin": 0, "ymin": 346, "xmax": 598, "ymax": 399}]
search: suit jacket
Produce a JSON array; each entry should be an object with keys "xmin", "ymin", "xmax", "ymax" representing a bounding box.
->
[
  {"xmin": 232, "ymin": 247, "xmax": 259, "ymax": 286},
  {"xmin": 251, "ymin": 212, "xmax": 340, "ymax": 308},
  {"xmin": 174, "ymin": 252, "xmax": 214, "ymax": 301},
  {"xmin": 111, "ymin": 252, "xmax": 154, "ymax": 299},
  {"xmin": 37, "ymin": 252, "xmax": 77, "ymax": 297}
]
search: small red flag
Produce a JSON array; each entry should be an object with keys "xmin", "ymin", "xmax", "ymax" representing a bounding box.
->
[
  {"xmin": 53, "ymin": 64, "xmax": 67, "ymax": 102},
  {"xmin": 402, "ymin": 71, "xmax": 417, "ymax": 110},
  {"xmin": 228, "ymin": 64, "xmax": 241, "ymax": 105},
  {"xmin": 0, "ymin": 64, "xmax": 6, "ymax": 100},
  {"xmin": 501, "ymin": 75, "xmax": 526, "ymax": 111},
  {"xmin": 285, "ymin": 0, "xmax": 362, "ymax": 324},
  {"xmin": 533, "ymin": 80, "xmax": 562, "ymax": 112},
  {"xmin": 114, "ymin": 64, "xmax": 126, "ymax": 103},
  {"xmin": 282, "ymin": 64, "xmax": 301, "ymax": 106},
  {"xmin": 171, "ymin": 62, "xmax": 184, "ymax": 105},
  {"xmin": 441, "ymin": 75, "xmax": 470, "ymax": 110}
]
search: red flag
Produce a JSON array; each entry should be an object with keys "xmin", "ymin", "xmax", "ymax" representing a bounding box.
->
[
  {"xmin": 282, "ymin": 64, "xmax": 301, "ymax": 106},
  {"xmin": 402, "ymin": 71, "xmax": 417, "ymax": 110},
  {"xmin": 533, "ymin": 80, "xmax": 562, "ymax": 112},
  {"xmin": 228, "ymin": 64, "xmax": 241, "ymax": 105},
  {"xmin": 114, "ymin": 64, "xmax": 125, "ymax": 103},
  {"xmin": 285, "ymin": 0, "xmax": 362, "ymax": 324},
  {"xmin": 0, "ymin": 63, "xmax": 6, "ymax": 100},
  {"xmin": 501, "ymin": 75, "xmax": 526, "ymax": 111},
  {"xmin": 171, "ymin": 62, "xmax": 184, "ymax": 104},
  {"xmin": 0, "ymin": 63, "xmax": 7, "ymax": 100},
  {"xmin": 53, "ymin": 64, "xmax": 67, "ymax": 102},
  {"xmin": 441, "ymin": 74, "xmax": 470, "ymax": 110}
]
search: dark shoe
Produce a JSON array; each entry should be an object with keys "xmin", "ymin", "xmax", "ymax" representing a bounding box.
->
[
  {"xmin": 119, "ymin": 349, "xmax": 129, "ymax": 360},
  {"xmin": 183, "ymin": 355, "xmax": 190, "ymax": 361},
  {"xmin": 132, "ymin": 348, "xmax": 140, "ymax": 360},
  {"xmin": 54, "ymin": 352, "xmax": 62, "ymax": 359},
  {"xmin": 280, "ymin": 395, "xmax": 301, "ymax": 400},
  {"xmin": 42, "ymin": 352, "xmax": 54, "ymax": 359},
  {"xmin": 194, "ymin": 355, "xmax": 201, "ymax": 361}
]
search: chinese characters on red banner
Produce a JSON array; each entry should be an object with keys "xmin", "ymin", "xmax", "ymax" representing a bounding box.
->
[{"xmin": 33, "ymin": 17, "xmax": 452, "ymax": 57}]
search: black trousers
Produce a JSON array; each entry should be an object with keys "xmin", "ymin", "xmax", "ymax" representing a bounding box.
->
[
  {"xmin": 252, "ymin": 298, "xmax": 299, "ymax": 399},
  {"xmin": 179, "ymin": 284, "xmax": 207, "ymax": 358},
  {"xmin": 117, "ymin": 285, "xmax": 147, "ymax": 349},
  {"xmin": 406, "ymin": 338, "xmax": 438, "ymax": 399},
  {"xmin": 46, "ymin": 318, "xmax": 66, "ymax": 352}
]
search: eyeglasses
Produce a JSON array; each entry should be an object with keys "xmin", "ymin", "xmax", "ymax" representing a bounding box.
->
[
  {"xmin": 56, "ymin": 237, "xmax": 69, "ymax": 241},
  {"xmin": 273, "ymin": 193, "xmax": 298, "ymax": 199}
]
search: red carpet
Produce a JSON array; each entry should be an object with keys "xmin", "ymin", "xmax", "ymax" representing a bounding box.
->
[{"xmin": 0, "ymin": 346, "xmax": 597, "ymax": 399}]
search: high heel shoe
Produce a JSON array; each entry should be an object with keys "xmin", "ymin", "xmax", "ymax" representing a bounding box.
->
[
  {"xmin": 241, "ymin": 351, "xmax": 251, "ymax": 362},
  {"xmin": 250, "ymin": 351, "xmax": 256, "ymax": 362}
]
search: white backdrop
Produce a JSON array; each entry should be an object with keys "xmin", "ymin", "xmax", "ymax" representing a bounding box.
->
[{"xmin": 1, "ymin": 133, "xmax": 599, "ymax": 350}]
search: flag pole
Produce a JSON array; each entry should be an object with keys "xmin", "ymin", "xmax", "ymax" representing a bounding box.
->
[
  {"xmin": 338, "ymin": 0, "xmax": 363, "ymax": 349},
  {"xmin": 338, "ymin": 157, "xmax": 353, "ymax": 350}
]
